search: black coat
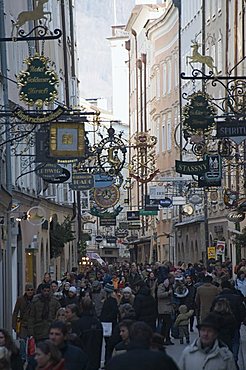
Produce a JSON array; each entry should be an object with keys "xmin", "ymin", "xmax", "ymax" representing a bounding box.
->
[
  {"xmin": 133, "ymin": 285, "xmax": 157, "ymax": 330},
  {"xmin": 60, "ymin": 342, "xmax": 88, "ymax": 370},
  {"xmin": 106, "ymin": 346, "xmax": 179, "ymax": 370},
  {"xmin": 100, "ymin": 296, "xmax": 119, "ymax": 328},
  {"xmin": 212, "ymin": 288, "xmax": 246, "ymax": 327}
]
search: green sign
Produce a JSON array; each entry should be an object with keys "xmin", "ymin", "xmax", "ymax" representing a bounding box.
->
[
  {"xmin": 175, "ymin": 160, "xmax": 208, "ymax": 175},
  {"xmin": 18, "ymin": 53, "xmax": 59, "ymax": 108},
  {"xmin": 139, "ymin": 210, "xmax": 158, "ymax": 216}
]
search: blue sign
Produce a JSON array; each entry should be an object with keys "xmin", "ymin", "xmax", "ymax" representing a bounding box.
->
[
  {"xmin": 159, "ymin": 198, "xmax": 172, "ymax": 208},
  {"xmin": 94, "ymin": 174, "xmax": 113, "ymax": 188}
]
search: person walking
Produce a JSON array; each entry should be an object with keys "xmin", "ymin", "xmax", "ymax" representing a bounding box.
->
[
  {"xmin": 28, "ymin": 284, "xmax": 61, "ymax": 341},
  {"xmin": 106, "ymin": 321, "xmax": 179, "ymax": 370},
  {"xmin": 174, "ymin": 304, "xmax": 194, "ymax": 344},
  {"xmin": 35, "ymin": 340, "xmax": 65, "ymax": 369},
  {"xmin": 179, "ymin": 312, "xmax": 237, "ymax": 370},
  {"xmin": 157, "ymin": 278, "xmax": 174, "ymax": 345},
  {"xmin": 0, "ymin": 329, "xmax": 23, "ymax": 370},
  {"xmin": 195, "ymin": 275, "xmax": 219, "ymax": 322},
  {"xmin": 12, "ymin": 283, "xmax": 35, "ymax": 339}
]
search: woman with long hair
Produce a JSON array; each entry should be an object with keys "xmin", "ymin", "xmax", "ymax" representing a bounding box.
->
[
  {"xmin": 0, "ymin": 328, "xmax": 23, "ymax": 370},
  {"xmin": 35, "ymin": 340, "xmax": 64, "ymax": 370}
]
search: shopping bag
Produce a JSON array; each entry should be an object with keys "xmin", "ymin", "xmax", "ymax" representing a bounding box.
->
[
  {"xmin": 101, "ymin": 322, "xmax": 112, "ymax": 337},
  {"xmin": 27, "ymin": 336, "xmax": 36, "ymax": 356}
]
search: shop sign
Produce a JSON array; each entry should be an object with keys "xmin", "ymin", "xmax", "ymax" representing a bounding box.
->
[
  {"xmin": 106, "ymin": 236, "xmax": 117, "ymax": 244},
  {"xmin": 18, "ymin": 54, "xmax": 59, "ymax": 107},
  {"xmin": 216, "ymin": 240, "xmax": 226, "ymax": 255},
  {"xmin": 99, "ymin": 218, "xmax": 117, "ymax": 226},
  {"xmin": 115, "ymin": 229, "xmax": 129, "ymax": 238},
  {"xmin": 207, "ymin": 246, "xmax": 216, "ymax": 260},
  {"xmin": 36, "ymin": 163, "xmax": 64, "ymax": 179},
  {"xmin": 43, "ymin": 168, "xmax": 70, "ymax": 184},
  {"xmin": 139, "ymin": 209, "xmax": 158, "ymax": 216},
  {"xmin": 159, "ymin": 198, "xmax": 172, "ymax": 208},
  {"xmin": 149, "ymin": 186, "xmax": 165, "ymax": 199},
  {"xmin": 94, "ymin": 174, "xmax": 113, "ymax": 188},
  {"xmin": 128, "ymin": 223, "xmax": 141, "ymax": 230},
  {"xmin": 227, "ymin": 211, "xmax": 245, "ymax": 223},
  {"xmin": 14, "ymin": 106, "xmax": 64, "ymax": 124},
  {"xmin": 175, "ymin": 159, "xmax": 208, "ymax": 175},
  {"xmin": 216, "ymin": 120, "xmax": 246, "ymax": 144},
  {"xmin": 70, "ymin": 172, "xmax": 94, "ymax": 191},
  {"xmin": 50, "ymin": 122, "xmax": 85, "ymax": 159},
  {"xmin": 204, "ymin": 154, "xmax": 222, "ymax": 182},
  {"xmin": 95, "ymin": 235, "xmax": 103, "ymax": 243},
  {"xmin": 127, "ymin": 211, "xmax": 140, "ymax": 221}
]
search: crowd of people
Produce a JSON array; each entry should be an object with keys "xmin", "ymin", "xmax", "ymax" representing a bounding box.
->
[{"xmin": 0, "ymin": 258, "xmax": 246, "ymax": 369}]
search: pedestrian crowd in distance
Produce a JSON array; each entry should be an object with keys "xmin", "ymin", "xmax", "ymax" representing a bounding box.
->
[{"xmin": 0, "ymin": 257, "xmax": 245, "ymax": 369}]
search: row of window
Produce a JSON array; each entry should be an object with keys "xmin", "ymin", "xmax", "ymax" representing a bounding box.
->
[{"xmin": 155, "ymin": 108, "xmax": 179, "ymax": 154}]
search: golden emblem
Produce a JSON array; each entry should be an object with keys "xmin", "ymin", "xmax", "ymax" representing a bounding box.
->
[{"xmin": 186, "ymin": 40, "xmax": 218, "ymax": 75}]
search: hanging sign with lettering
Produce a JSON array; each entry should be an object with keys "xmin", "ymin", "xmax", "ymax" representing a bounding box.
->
[
  {"xmin": 216, "ymin": 120, "xmax": 246, "ymax": 144},
  {"xmin": 175, "ymin": 160, "xmax": 208, "ymax": 175},
  {"xmin": 18, "ymin": 54, "xmax": 59, "ymax": 108},
  {"xmin": 70, "ymin": 172, "xmax": 95, "ymax": 191}
]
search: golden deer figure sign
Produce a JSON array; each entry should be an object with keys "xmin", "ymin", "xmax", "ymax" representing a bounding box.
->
[
  {"xmin": 11, "ymin": 0, "xmax": 51, "ymax": 37},
  {"xmin": 186, "ymin": 40, "xmax": 218, "ymax": 75}
]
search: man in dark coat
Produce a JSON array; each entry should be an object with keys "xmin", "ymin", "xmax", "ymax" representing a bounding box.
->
[
  {"xmin": 133, "ymin": 279, "xmax": 157, "ymax": 331},
  {"xmin": 212, "ymin": 280, "xmax": 246, "ymax": 366},
  {"xmin": 106, "ymin": 322, "xmax": 179, "ymax": 370},
  {"xmin": 49, "ymin": 321, "xmax": 88, "ymax": 370},
  {"xmin": 28, "ymin": 283, "xmax": 61, "ymax": 341},
  {"xmin": 12, "ymin": 283, "xmax": 34, "ymax": 338}
]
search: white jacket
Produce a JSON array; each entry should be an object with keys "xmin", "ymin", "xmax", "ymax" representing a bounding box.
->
[{"xmin": 179, "ymin": 338, "xmax": 237, "ymax": 370}]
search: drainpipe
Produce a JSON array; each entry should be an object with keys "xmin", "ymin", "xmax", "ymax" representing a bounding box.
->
[
  {"xmin": 125, "ymin": 40, "xmax": 132, "ymax": 209},
  {"xmin": 60, "ymin": 0, "xmax": 70, "ymax": 107},
  {"xmin": 131, "ymin": 29, "xmax": 140, "ymax": 210}
]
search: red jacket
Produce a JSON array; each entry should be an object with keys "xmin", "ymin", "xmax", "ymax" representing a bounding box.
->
[{"xmin": 36, "ymin": 359, "xmax": 65, "ymax": 370}]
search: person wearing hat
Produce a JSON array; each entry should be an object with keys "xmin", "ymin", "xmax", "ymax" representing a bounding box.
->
[
  {"xmin": 119, "ymin": 287, "xmax": 135, "ymax": 306},
  {"xmin": 12, "ymin": 283, "xmax": 35, "ymax": 339},
  {"xmin": 100, "ymin": 283, "xmax": 119, "ymax": 366},
  {"xmin": 91, "ymin": 280, "xmax": 105, "ymax": 319},
  {"xmin": 62, "ymin": 286, "xmax": 79, "ymax": 307},
  {"xmin": 179, "ymin": 312, "xmax": 237, "ymax": 370}
]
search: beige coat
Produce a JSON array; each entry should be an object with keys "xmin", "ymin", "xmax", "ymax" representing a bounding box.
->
[
  {"xmin": 195, "ymin": 283, "xmax": 219, "ymax": 322},
  {"xmin": 157, "ymin": 283, "xmax": 173, "ymax": 315}
]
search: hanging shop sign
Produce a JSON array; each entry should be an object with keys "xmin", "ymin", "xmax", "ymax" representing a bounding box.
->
[
  {"xmin": 237, "ymin": 198, "xmax": 246, "ymax": 212},
  {"xmin": 95, "ymin": 235, "xmax": 103, "ymax": 243},
  {"xmin": 149, "ymin": 186, "xmax": 165, "ymax": 199},
  {"xmin": 94, "ymin": 174, "xmax": 114, "ymax": 188},
  {"xmin": 203, "ymin": 154, "xmax": 222, "ymax": 182},
  {"xmin": 115, "ymin": 229, "xmax": 129, "ymax": 238},
  {"xmin": 70, "ymin": 172, "xmax": 94, "ymax": 191},
  {"xmin": 49, "ymin": 122, "xmax": 85, "ymax": 159},
  {"xmin": 159, "ymin": 198, "xmax": 173, "ymax": 208},
  {"xmin": 216, "ymin": 120, "xmax": 246, "ymax": 144},
  {"xmin": 175, "ymin": 159, "xmax": 208, "ymax": 175},
  {"xmin": 128, "ymin": 223, "xmax": 141, "ymax": 230},
  {"xmin": 188, "ymin": 194, "xmax": 203, "ymax": 205},
  {"xmin": 90, "ymin": 205, "xmax": 123, "ymax": 218},
  {"xmin": 94, "ymin": 185, "xmax": 120, "ymax": 209},
  {"xmin": 17, "ymin": 53, "xmax": 59, "ymax": 108},
  {"xmin": 99, "ymin": 218, "xmax": 117, "ymax": 226},
  {"xmin": 14, "ymin": 106, "xmax": 64, "ymax": 124},
  {"xmin": 27, "ymin": 206, "xmax": 46, "ymax": 226},
  {"xmin": 106, "ymin": 236, "xmax": 117, "ymax": 244},
  {"xmin": 35, "ymin": 131, "xmax": 55, "ymax": 163},
  {"xmin": 223, "ymin": 189, "xmax": 238, "ymax": 207},
  {"xmin": 226, "ymin": 210, "xmax": 245, "ymax": 223},
  {"xmin": 36, "ymin": 163, "xmax": 64, "ymax": 179},
  {"xmin": 183, "ymin": 91, "xmax": 216, "ymax": 133},
  {"xmin": 207, "ymin": 247, "xmax": 216, "ymax": 260},
  {"xmin": 43, "ymin": 168, "xmax": 70, "ymax": 184},
  {"xmin": 127, "ymin": 211, "xmax": 140, "ymax": 221},
  {"xmin": 216, "ymin": 240, "xmax": 226, "ymax": 255},
  {"xmin": 140, "ymin": 209, "xmax": 158, "ymax": 216}
]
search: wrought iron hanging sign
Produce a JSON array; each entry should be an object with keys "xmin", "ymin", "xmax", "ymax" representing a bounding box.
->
[
  {"xmin": 97, "ymin": 127, "xmax": 127, "ymax": 176},
  {"xmin": 129, "ymin": 132, "xmax": 159, "ymax": 183},
  {"xmin": 175, "ymin": 159, "xmax": 208, "ymax": 175},
  {"xmin": 183, "ymin": 91, "xmax": 216, "ymax": 133},
  {"xmin": 49, "ymin": 122, "xmax": 85, "ymax": 159},
  {"xmin": 93, "ymin": 185, "xmax": 120, "ymax": 209},
  {"xmin": 17, "ymin": 54, "xmax": 59, "ymax": 108}
]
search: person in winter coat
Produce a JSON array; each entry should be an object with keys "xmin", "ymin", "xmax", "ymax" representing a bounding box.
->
[
  {"xmin": 49, "ymin": 321, "xmax": 88, "ymax": 370},
  {"xmin": 28, "ymin": 284, "xmax": 61, "ymax": 341},
  {"xmin": 133, "ymin": 279, "xmax": 157, "ymax": 331},
  {"xmin": 35, "ymin": 340, "xmax": 65, "ymax": 370},
  {"xmin": 91, "ymin": 280, "xmax": 105, "ymax": 319},
  {"xmin": 75, "ymin": 297, "xmax": 103, "ymax": 370},
  {"xmin": 62, "ymin": 286, "xmax": 79, "ymax": 307},
  {"xmin": 112, "ymin": 320, "xmax": 134, "ymax": 357},
  {"xmin": 36, "ymin": 273, "xmax": 52, "ymax": 294},
  {"xmin": 157, "ymin": 278, "xmax": 174, "ymax": 345},
  {"xmin": 235, "ymin": 270, "xmax": 246, "ymax": 297},
  {"xmin": 119, "ymin": 287, "xmax": 135, "ymax": 306},
  {"xmin": 179, "ymin": 313, "xmax": 237, "ymax": 370},
  {"xmin": 0, "ymin": 329, "xmax": 23, "ymax": 370},
  {"xmin": 12, "ymin": 283, "xmax": 35, "ymax": 339},
  {"xmin": 184, "ymin": 276, "xmax": 196, "ymax": 331},
  {"xmin": 100, "ymin": 283, "xmax": 119, "ymax": 366},
  {"xmin": 174, "ymin": 305, "xmax": 194, "ymax": 344},
  {"xmin": 211, "ymin": 279, "xmax": 246, "ymax": 365},
  {"xmin": 195, "ymin": 275, "xmax": 219, "ymax": 322},
  {"xmin": 106, "ymin": 321, "xmax": 179, "ymax": 370},
  {"xmin": 211, "ymin": 298, "xmax": 237, "ymax": 351}
]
